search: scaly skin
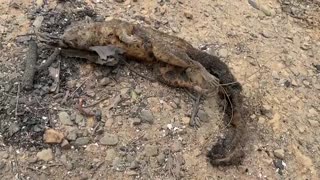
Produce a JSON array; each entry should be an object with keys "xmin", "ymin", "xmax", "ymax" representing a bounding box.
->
[
  {"xmin": 60, "ymin": 19, "xmax": 219, "ymax": 93},
  {"xmin": 58, "ymin": 19, "xmax": 246, "ymax": 166}
]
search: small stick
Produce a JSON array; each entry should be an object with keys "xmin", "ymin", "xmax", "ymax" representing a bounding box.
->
[
  {"xmin": 70, "ymin": 76, "xmax": 90, "ymax": 98},
  {"xmin": 27, "ymin": 167, "xmax": 50, "ymax": 175},
  {"xmin": 76, "ymin": 98, "xmax": 95, "ymax": 117},
  {"xmin": 22, "ymin": 39, "xmax": 38, "ymax": 90},
  {"xmin": 82, "ymin": 96, "xmax": 109, "ymax": 108},
  {"xmin": 61, "ymin": 90, "xmax": 70, "ymax": 105},
  {"xmin": 15, "ymin": 83, "xmax": 20, "ymax": 120}
]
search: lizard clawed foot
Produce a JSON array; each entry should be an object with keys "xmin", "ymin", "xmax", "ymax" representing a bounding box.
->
[{"xmin": 199, "ymin": 68, "xmax": 219, "ymax": 89}]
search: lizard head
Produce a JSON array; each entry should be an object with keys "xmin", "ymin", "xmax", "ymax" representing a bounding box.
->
[{"xmin": 60, "ymin": 22, "xmax": 95, "ymax": 49}]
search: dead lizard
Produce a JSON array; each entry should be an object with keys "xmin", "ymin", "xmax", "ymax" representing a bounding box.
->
[{"xmin": 47, "ymin": 19, "xmax": 246, "ymax": 166}]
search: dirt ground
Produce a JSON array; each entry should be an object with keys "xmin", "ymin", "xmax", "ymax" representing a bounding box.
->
[{"xmin": 0, "ymin": 0, "xmax": 319, "ymax": 179}]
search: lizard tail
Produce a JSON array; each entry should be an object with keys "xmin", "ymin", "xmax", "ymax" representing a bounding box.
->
[{"xmin": 187, "ymin": 49, "xmax": 247, "ymax": 166}]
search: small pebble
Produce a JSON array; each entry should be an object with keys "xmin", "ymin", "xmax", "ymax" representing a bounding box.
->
[
  {"xmin": 99, "ymin": 77, "xmax": 111, "ymax": 86},
  {"xmin": 313, "ymin": 84, "xmax": 320, "ymax": 90},
  {"xmin": 171, "ymin": 141, "xmax": 182, "ymax": 152},
  {"xmin": 75, "ymin": 137, "xmax": 90, "ymax": 146},
  {"xmin": 66, "ymin": 130, "xmax": 78, "ymax": 141},
  {"xmin": 8, "ymin": 123, "xmax": 20, "ymax": 136},
  {"xmin": 140, "ymin": 109, "xmax": 154, "ymax": 124},
  {"xmin": 0, "ymin": 161, "xmax": 6, "ymax": 170},
  {"xmin": 258, "ymin": 117, "xmax": 265, "ymax": 124},
  {"xmin": 308, "ymin": 120, "xmax": 319, "ymax": 126},
  {"xmin": 61, "ymin": 139, "xmax": 71, "ymax": 150},
  {"xmin": 37, "ymin": 149, "xmax": 54, "ymax": 161},
  {"xmin": 144, "ymin": 145, "xmax": 158, "ymax": 157},
  {"xmin": 28, "ymin": 157, "xmax": 38, "ymax": 163},
  {"xmin": 43, "ymin": 129, "xmax": 64, "ymax": 144},
  {"xmin": 131, "ymin": 118, "xmax": 141, "ymax": 126},
  {"xmin": 197, "ymin": 110, "xmax": 209, "ymax": 122},
  {"xmin": 0, "ymin": 151, "xmax": 9, "ymax": 159},
  {"xmin": 184, "ymin": 12, "xmax": 193, "ymax": 19},
  {"xmin": 100, "ymin": 133, "xmax": 119, "ymax": 146},
  {"xmin": 291, "ymin": 79, "xmax": 298, "ymax": 86},
  {"xmin": 58, "ymin": 112, "xmax": 73, "ymax": 125},
  {"xmin": 271, "ymin": 71, "xmax": 280, "ymax": 80},
  {"xmin": 218, "ymin": 48, "xmax": 228, "ymax": 58},
  {"xmin": 274, "ymin": 149, "xmax": 285, "ymax": 159},
  {"xmin": 157, "ymin": 153, "xmax": 166, "ymax": 164},
  {"xmin": 261, "ymin": 30, "xmax": 272, "ymax": 38},
  {"xmin": 105, "ymin": 149, "xmax": 117, "ymax": 162},
  {"xmin": 302, "ymin": 80, "xmax": 310, "ymax": 86}
]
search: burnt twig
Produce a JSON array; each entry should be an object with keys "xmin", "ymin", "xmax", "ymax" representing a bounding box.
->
[{"xmin": 22, "ymin": 39, "xmax": 38, "ymax": 90}]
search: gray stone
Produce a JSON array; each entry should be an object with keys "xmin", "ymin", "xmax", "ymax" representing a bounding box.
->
[
  {"xmin": 0, "ymin": 151, "xmax": 9, "ymax": 159},
  {"xmin": 184, "ymin": 12, "xmax": 193, "ymax": 19},
  {"xmin": 0, "ymin": 161, "xmax": 6, "ymax": 170},
  {"xmin": 86, "ymin": 90, "xmax": 96, "ymax": 98},
  {"xmin": 105, "ymin": 149, "xmax": 117, "ymax": 162},
  {"xmin": 36, "ymin": 149, "xmax": 54, "ymax": 161},
  {"xmin": 39, "ymin": 174, "xmax": 48, "ymax": 180},
  {"xmin": 308, "ymin": 120, "xmax": 319, "ymax": 126},
  {"xmin": 218, "ymin": 48, "xmax": 228, "ymax": 58},
  {"xmin": 271, "ymin": 71, "xmax": 279, "ymax": 80},
  {"xmin": 197, "ymin": 110, "xmax": 209, "ymax": 122},
  {"xmin": 144, "ymin": 145, "xmax": 158, "ymax": 157},
  {"xmin": 8, "ymin": 123, "xmax": 20, "ymax": 136},
  {"xmin": 261, "ymin": 104, "xmax": 273, "ymax": 117},
  {"xmin": 170, "ymin": 23, "xmax": 180, "ymax": 33},
  {"xmin": 131, "ymin": 118, "xmax": 141, "ymax": 126},
  {"xmin": 140, "ymin": 109, "xmax": 154, "ymax": 124},
  {"xmin": 100, "ymin": 133, "xmax": 119, "ymax": 146},
  {"xmin": 74, "ymin": 137, "xmax": 90, "ymax": 146},
  {"xmin": 75, "ymin": 113, "xmax": 85, "ymax": 127},
  {"xmin": 157, "ymin": 153, "xmax": 166, "ymax": 164},
  {"xmin": 274, "ymin": 149, "xmax": 285, "ymax": 159},
  {"xmin": 32, "ymin": 16, "xmax": 44, "ymax": 30},
  {"xmin": 112, "ymin": 157, "xmax": 122, "ymax": 169},
  {"xmin": 313, "ymin": 83, "xmax": 320, "ymax": 90},
  {"xmin": 291, "ymin": 79, "xmax": 298, "ymax": 86},
  {"xmin": 66, "ymin": 130, "xmax": 77, "ymax": 141},
  {"xmin": 303, "ymin": 80, "xmax": 310, "ymax": 86},
  {"xmin": 58, "ymin": 112, "xmax": 73, "ymax": 125},
  {"xmin": 261, "ymin": 30, "xmax": 272, "ymax": 38},
  {"xmin": 60, "ymin": 154, "xmax": 73, "ymax": 170},
  {"xmin": 28, "ymin": 157, "xmax": 38, "ymax": 163},
  {"xmin": 61, "ymin": 139, "xmax": 71, "ymax": 150},
  {"xmin": 171, "ymin": 141, "xmax": 182, "ymax": 152},
  {"xmin": 99, "ymin": 77, "xmax": 111, "ymax": 86},
  {"xmin": 126, "ymin": 170, "xmax": 139, "ymax": 176},
  {"xmin": 258, "ymin": 117, "xmax": 266, "ymax": 124},
  {"xmin": 129, "ymin": 160, "xmax": 139, "ymax": 169}
]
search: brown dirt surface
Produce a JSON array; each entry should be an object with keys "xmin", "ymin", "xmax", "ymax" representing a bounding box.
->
[{"xmin": 0, "ymin": 0, "xmax": 319, "ymax": 179}]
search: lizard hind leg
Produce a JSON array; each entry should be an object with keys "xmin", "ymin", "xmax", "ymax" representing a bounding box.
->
[
  {"xmin": 153, "ymin": 44, "xmax": 219, "ymax": 91},
  {"xmin": 154, "ymin": 64, "xmax": 200, "ymax": 92}
]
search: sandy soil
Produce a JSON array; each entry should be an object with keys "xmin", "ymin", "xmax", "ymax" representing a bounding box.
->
[{"xmin": 0, "ymin": 0, "xmax": 319, "ymax": 179}]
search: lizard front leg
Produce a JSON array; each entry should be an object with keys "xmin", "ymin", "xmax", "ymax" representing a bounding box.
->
[
  {"xmin": 116, "ymin": 24, "xmax": 142, "ymax": 45},
  {"xmin": 154, "ymin": 63, "xmax": 206, "ymax": 94}
]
